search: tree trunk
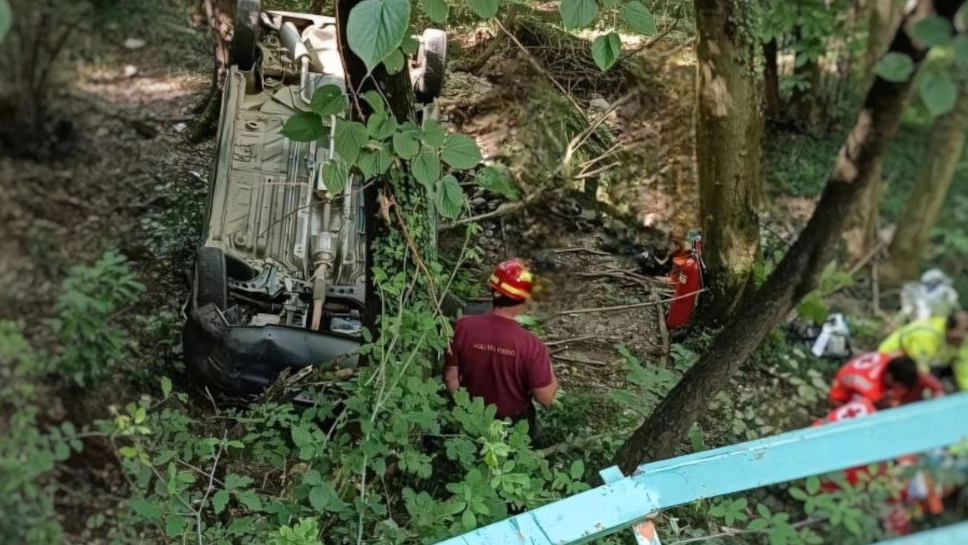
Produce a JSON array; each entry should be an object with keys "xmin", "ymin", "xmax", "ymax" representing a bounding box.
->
[
  {"xmin": 883, "ymin": 83, "xmax": 968, "ymax": 283},
  {"xmin": 763, "ymin": 39, "xmax": 782, "ymax": 121},
  {"xmin": 695, "ymin": 0, "xmax": 763, "ymax": 323},
  {"xmin": 189, "ymin": 0, "xmax": 235, "ymax": 142},
  {"xmin": 613, "ymin": 0, "xmax": 963, "ymax": 473},
  {"xmin": 335, "ymin": 0, "xmax": 417, "ymax": 347},
  {"xmin": 789, "ymin": 55, "xmax": 823, "ymax": 133},
  {"xmin": 842, "ymin": 0, "xmax": 907, "ymax": 260},
  {"xmin": 865, "ymin": 0, "xmax": 907, "ymax": 81}
]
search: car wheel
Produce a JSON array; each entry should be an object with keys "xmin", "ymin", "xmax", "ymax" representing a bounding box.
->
[
  {"xmin": 195, "ymin": 247, "xmax": 228, "ymax": 309},
  {"xmin": 231, "ymin": 0, "xmax": 262, "ymax": 70},
  {"xmin": 415, "ymin": 29, "xmax": 447, "ymax": 103}
]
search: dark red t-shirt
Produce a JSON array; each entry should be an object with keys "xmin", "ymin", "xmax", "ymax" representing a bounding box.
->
[{"xmin": 445, "ymin": 313, "xmax": 553, "ymax": 419}]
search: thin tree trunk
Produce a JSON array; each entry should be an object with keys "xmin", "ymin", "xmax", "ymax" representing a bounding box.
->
[
  {"xmin": 883, "ymin": 83, "xmax": 968, "ymax": 283},
  {"xmin": 335, "ymin": 0, "xmax": 417, "ymax": 354},
  {"xmin": 695, "ymin": 0, "xmax": 763, "ymax": 323},
  {"xmin": 789, "ymin": 55, "xmax": 823, "ymax": 133},
  {"xmin": 764, "ymin": 39, "xmax": 782, "ymax": 121},
  {"xmin": 613, "ymin": 0, "xmax": 963, "ymax": 473},
  {"xmin": 843, "ymin": 0, "xmax": 907, "ymax": 259}
]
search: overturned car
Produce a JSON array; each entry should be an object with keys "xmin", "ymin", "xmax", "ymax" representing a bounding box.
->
[{"xmin": 183, "ymin": 2, "xmax": 448, "ymax": 399}]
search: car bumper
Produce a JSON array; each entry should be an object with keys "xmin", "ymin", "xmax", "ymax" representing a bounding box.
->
[{"xmin": 183, "ymin": 304, "xmax": 360, "ymax": 399}]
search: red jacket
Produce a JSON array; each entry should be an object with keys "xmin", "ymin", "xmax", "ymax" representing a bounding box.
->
[{"xmin": 829, "ymin": 352, "xmax": 945, "ymax": 407}]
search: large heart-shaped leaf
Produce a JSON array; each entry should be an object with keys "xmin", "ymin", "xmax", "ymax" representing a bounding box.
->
[
  {"xmin": 310, "ymin": 85, "xmax": 348, "ymax": 116},
  {"xmin": 874, "ymin": 52, "xmax": 914, "ymax": 82},
  {"xmin": 435, "ymin": 175, "xmax": 465, "ymax": 219},
  {"xmin": 422, "ymin": 0, "xmax": 449, "ymax": 23},
  {"xmin": 468, "ymin": 0, "xmax": 499, "ymax": 18},
  {"xmin": 321, "ymin": 161, "xmax": 349, "ymax": 194},
  {"xmin": 347, "ymin": 0, "xmax": 411, "ymax": 71},
  {"xmin": 441, "ymin": 134, "xmax": 483, "ymax": 169},
  {"xmin": 918, "ymin": 69, "xmax": 958, "ymax": 117},
  {"xmin": 0, "ymin": 0, "xmax": 11, "ymax": 44},
  {"xmin": 412, "ymin": 147, "xmax": 441, "ymax": 187},
  {"xmin": 592, "ymin": 32, "xmax": 623, "ymax": 72},
  {"xmin": 952, "ymin": 34, "xmax": 968, "ymax": 67},
  {"xmin": 368, "ymin": 111, "xmax": 399, "ymax": 140},
  {"xmin": 335, "ymin": 120, "xmax": 369, "ymax": 163},
  {"xmin": 908, "ymin": 16, "xmax": 952, "ymax": 47},
  {"xmin": 560, "ymin": 0, "xmax": 597, "ymax": 29},
  {"xmin": 383, "ymin": 49, "xmax": 405, "ymax": 74},
  {"xmin": 421, "ymin": 119, "xmax": 447, "ymax": 148},
  {"xmin": 392, "ymin": 131, "xmax": 420, "ymax": 159},
  {"xmin": 620, "ymin": 1, "xmax": 656, "ymax": 35},
  {"xmin": 358, "ymin": 144, "xmax": 392, "ymax": 178},
  {"xmin": 282, "ymin": 112, "xmax": 324, "ymax": 142}
]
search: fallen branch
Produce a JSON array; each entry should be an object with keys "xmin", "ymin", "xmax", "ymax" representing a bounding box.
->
[
  {"xmin": 545, "ymin": 335, "xmax": 597, "ymax": 347},
  {"xmin": 652, "ymin": 287, "xmax": 670, "ymax": 363},
  {"xmin": 558, "ymin": 87, "xmax": 644, "ymax": 176},
  {"xmin": 553, "ymin": 247, "xmax": 611, "ymax": 256},
  {"xmin": 557, "ymin": 289, "xmax": 707, "ymax": 316},
  {"xmin": 552, "ymin": 354, "xmax": 611, "ymax": 366}
]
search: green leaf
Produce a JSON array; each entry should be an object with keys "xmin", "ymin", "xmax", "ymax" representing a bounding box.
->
[
  {"xmin": 461, "ymin": 508, "xmax": 476, "ymax": 530},
  {"xmin": 620, "ymin": 1, "xmax": 657, "ymax": 35},
  {"xmin": 358, "ymin": 145, "xmax": 392, "ymax": 177},
  {"xmin": 0, "ymin": 0, "xmax": 10, "ymax": 45},
  {"xmin": 384, "ymin": 49, "xmax": 405, "ymax": 74},
  {"xmin": 212, "ymin": 490, "xmax": 230, "ymax": 515},
  {"xmin": 321, "ymin": 160, "xmax": 349, "ymax": 194},
  {"xmin": 422, "ymin": 0, "xmax": 449, "ymax": 23},
  {"xmin": 335, "ymin": 120, "xmax": 369, "ymax": 163},
  {"xmin": 560, "ymin": 0, "xmax": 597, "ymax": 29},
  {"xmin": 569, "ymin": 460, "xmax": 585, "ymax": 480},
  {"xmin": 134, "ymin": 407, "xmax": 146, "ymax": 424},
  {"xmin": 953, "ymin": 34, "xmax": 968, "ymax": 67},
  {"xmin": 282, "ymin": 112, "xmax": 325, "ymax": 142},
  {"xmin": 442, "ymin": 133, "xmax": 483, "ymax": 169},
  {"xmin": 806, "ymin": 476, "xmax": 820, "ymax": 495},
  {"xmin": 843, "ymin": 516, "xmax": 862, "ymax": 536},
  {"xmin": 796, "ymin": 291, "xmax": 827, "ymax": 324},
  {"xmin": 789, "ymin": 487, "xmax": 808, "ymax": 501},
  {"xmin": 435, "ymin": 175, "xmax": 464, "ymax": 219},
  {"xmin": 119, "ymin": 446, "xmax": 139, "ymax": 458},
  {"xmin": 236, "ymin": 490, "xmax": 263, "ymax": 511},
  {"xmin": 874, "ymin": 52, "xmax": 914, "ymax": 82},
  {"xmin": 468, "ymin": 0, "xmax": 499, "ymax": 18},
  {"xmin": 422, "ymin": 119, "xmax": 447, "ymax": 148},
  {"xmin": 165, "ymin": 516, "xmax": 187, "ymax": 537},
  {"xmin": 918, "ymin": 69, "xmax": 958, "ymax": 117},
  {"xmin": 748, "ymin": 518, "xmax": 771, "ymax": 531},
  {"xmin": 129, "ymin": 498, "xmax": 163, "ymax": 522},
  {"xmin": 309, "ymin": 486, "xmax": 329, "ymax": 513},
  {"xmin": 592, "ymin": 32, "xmax": 623, "ymax": 72},
  {"xmin": 160, "ymin": 377, "xmax": 172, "ymax": 398},
  {"xmin": 401, "ymin": 35, "xmax": 419, "ymax": 56},
  {"xmin": 392, "ymin": 131, "xmax": 420, "ymax": 159},
  {"xmin": 347, "ymin": 0, "xmax": 411, "ymax": 70},
  {"xmin": 224, "ymin": 474, "xmax": 254, "ymax": 491},
  {"xmin": 908, "ymin": 16, "xmax": 952, "ymax": 47},
  {"xmin": 363, "ymin": 90, "xmax": 386, "ymax": 114},
  {"xmin": 291, "ymin": 425, "xmax": 314, "ymax": 449},
  {"xmin": 412, "ymin": 147, "xmax": 441, "ymax": 187},
  {"xmin": 368, "ymin": 111, "xmax": 399, "ymax": 140},
  {"xmin": 731, "ymin": 498, "xmax": 748, "ymax": 511},
  {"xmin": 474, "ymin": 165, "xmax": 520, "ymax": 200},
  {"xmin": 310, "ymin": 85, "xmax": 348, "ymax": 116},
  {"xmin": 756, "ymin": 503, "xmax": 771, "ymax": 518}
]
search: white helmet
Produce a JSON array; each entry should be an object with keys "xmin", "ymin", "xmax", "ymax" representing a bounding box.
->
[{"xmin": 921, "ymin": 268, "xmax": 952, "ymax": 291}]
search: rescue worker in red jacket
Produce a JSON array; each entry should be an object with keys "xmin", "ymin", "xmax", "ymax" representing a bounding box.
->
[
  {"xmin": 828, "ymin": 352, "xmax": 944, "ymax": 409},
  {"xmin": 443, "ymin": 259, "xmax": 559, "ymax": 443}
]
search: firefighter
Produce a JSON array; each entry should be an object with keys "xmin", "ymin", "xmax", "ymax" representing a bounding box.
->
[
  {"xmin": 443, "ymin": 259, "xmax": 559, "ymax": 444},
  {"xmin": 829, "ymin": 352, "xmax": 943, "ymax": 409},
  {"xmin": 878, "ymin": 310, "xmax": 968, "ymax": 390}
]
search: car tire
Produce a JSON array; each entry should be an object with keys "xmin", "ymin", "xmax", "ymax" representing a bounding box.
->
[
  {"xmin": 195, "ymin": 247, "xmax": 228, "ymax": 309},
  {"xmin": 231, "ymin": 0, "xmax": 262, "ymax": 70},
  {"xmin": 415, "ymin": 29, "xmax": 447, "ymax": 103}
]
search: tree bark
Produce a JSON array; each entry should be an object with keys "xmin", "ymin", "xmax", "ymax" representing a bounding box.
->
[
  {"xmin": 335, "ymin": 0, "xmax": 417, "ymax": 349},
  {"xmin": 843, "ymin": 0, "xmax": 907, "ymax": 260},
  {"xmin": 883, "ymin": 83, "xmax": 968, "ymax": 283},
  {"xmin": 189, "ymin": 0, "xmax": 235, "ymax": 142},
  {"xmin": 789, "ymin": 55, "xmax": 823, "ymax": 133},
  {"xmin": 763, "ymin": 39, "xmax": 782, "ymax": 121},
  {"xmin": 613, "ymin": 0, "xmax": 964, "ymax": 473},
  {"xmin": 695, "ymin": 0, "xmax": 763, "ymax": 323}
]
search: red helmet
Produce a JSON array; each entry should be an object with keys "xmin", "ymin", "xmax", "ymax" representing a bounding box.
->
[{"xmin": 489, "ymin": 259, "xmax": 534, "ymax": 301}]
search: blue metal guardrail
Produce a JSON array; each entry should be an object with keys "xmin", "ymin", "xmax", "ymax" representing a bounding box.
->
[{"xmin": 436, "ymin": 392, "xmax": 968, "ymax": 545}]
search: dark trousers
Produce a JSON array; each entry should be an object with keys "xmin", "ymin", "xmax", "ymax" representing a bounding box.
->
[{"xmin": 508, "ymin": 403, "xmax": 541, "ymax": 446}]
